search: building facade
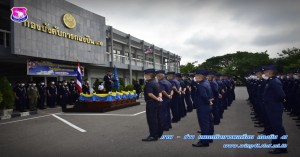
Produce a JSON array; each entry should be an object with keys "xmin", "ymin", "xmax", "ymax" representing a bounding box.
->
[{"xmin": 0, "ymin": 0, "xmax": 181, "ymax": 91}]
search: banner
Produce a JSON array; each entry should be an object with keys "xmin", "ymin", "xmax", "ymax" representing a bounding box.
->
[
  {"xmin": 79, "ymin": 91, "xmax": 137, "ymax": 102},
  {"xmin": 27, "ymin": 60, "xmax": 84, "ymax": 76}
]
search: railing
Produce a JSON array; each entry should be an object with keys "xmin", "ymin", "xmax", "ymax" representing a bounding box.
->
[
  {"xmin": 132, "ymin": 58, "xmax": 143, "ymax": 66},
  {"xmin": 145, "ymin": 61, "xmax": 154, "ymax": 68},
  {"xmin": 0, "ymin": 29, "xmax": 10, "ymax": 48}
]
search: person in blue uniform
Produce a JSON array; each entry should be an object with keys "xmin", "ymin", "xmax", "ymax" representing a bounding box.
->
[
  {"xmin": 47, "ymin": 81, "xmax": 57, "ymax": 108},
  {"xmin": 37, "ymin": 81, "xmax": 46, "ymax": 109},
  {"xmin": 58, "ymin": 80, "xmax": 70, "ymax": 112},
  {"xmin": 167, "ymin": 72, "xmax": 181, "ymax": 123},
  {"xmin": 68, "ymin": 79, "xmax": 77, "ymax": 105},
  {"xmin": 142, "ymin": 69, "xmax": 163, "ymax": 141},
  {"xmin": 176, "ymin": 73, "xmax": 187, "ymax": 118},
  {"xmin": 156, "ymin": 70, "xmax": 173, "ymax": 131},
  {"xmin": 82, "ymin": 79, "xmax": 90, "ymax": 94},
  {"xmin": 207, "ymin": 72, "xmax": 220, "ymax": 125},
  {"xmin": 183, "ymin": 74, "xmax": 193, "ymax": 112},
  {"xmin": 192, "ymin": 70, "xmax": 213, "ymax": 147},
  {"xmin": 56, "ymin": 81, "xmax": 63, "ymax": 107},
  {"xmin": 14, "ymin": 82, "xmax": 27, "ymax": 112},
  {"xmin": 215, "ymin": 74, "xmax": 225, "ymax": 119},
  {"xmin": 262, "ymin": 65, "xmax": 288, "ymax": 154},
  {"xmin": 104, "ymin": 71, "xmax": 113, "ymax": 93},
  {"xmin": 190, "ymin": 73, "xmax": 197, "ymax": 109}
]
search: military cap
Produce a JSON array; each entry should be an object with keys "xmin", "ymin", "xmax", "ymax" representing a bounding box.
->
[
  {"xmin": 144, "ymin": 69, "xmax": 156, "ymax": 74},
  {"xmin": 261, "ymin": 65, "xmax": 277, "ymax": 71},
  {"xmin": 155, "ymin": 70, "xmax": 165, "ymax": 74}
]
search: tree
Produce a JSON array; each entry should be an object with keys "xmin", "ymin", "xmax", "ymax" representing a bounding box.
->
[
  {"xmin": 0, "ymin": 76, "xmax": 15, "ymax": 109},
  {"xmin": 273, "ymin": 47, "xmax": 300, "ymax": 71}
]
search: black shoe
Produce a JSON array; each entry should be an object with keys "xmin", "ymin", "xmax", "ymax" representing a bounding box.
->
[
  {"xmin": 171, "ymin": 120, "xmax": 178, "ymax": 123},
  {"xmin": 214, "ymin": 123, "xmax": 220, "ymax": 125},
  {"xmin": 169, "ymin": 125, "xmax": 172, "ymax": 129},
  {"xmin": 163, "ymin": 128, "xmax": 169, "ymax": 131},
  {"xmin": 293, "ymin": 117, "xmax": 300, "ymax": 120},
  {"xmin": 142, "ymin": 136, "xmax": 158, "ymax": 142},
  {"xmin": 197, "ymin": 130, "xmax": 201, "ymax": 133},
  {"xmin": 192, "ymin": 143, "xmax": 209, "ymax": 147},
  {"xmin": 209, "ymin": 140, "xmax": 213, "ymax": 143},
  {"xmin": 254, "ymin": 122, "xmax": 261, "ymax": 124},
  {"xmin": 268, "ymin": 148, "xmax": 288, "ymax": 154}
]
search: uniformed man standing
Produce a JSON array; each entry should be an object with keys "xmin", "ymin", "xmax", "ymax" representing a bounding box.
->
[
  {"xmin": 37, "ymin": 81, "xmax": 46, "ymax": 109},
  {"xmin": 176, "ymin": 73, "xmax": 187, "ymax": 118},
  {"xmin": 183, "ymin": 74, "xmax": 193, "ymax": 112},
  {"xmin": 14, "ymin": 82, "xmax": 27, "ymax": 112},
  {"xmin": 104, "ymin": 71, "xmax": 113, "ymax": 93},
  {"xmin": 193, "ymin": 70, "xmax": 213, "ymax": 147},
  {"xmin": 262, "ymin": 65, "xmax": 288, "ymax": 154},
  {"xmin": 142, "ymin": 69, "xmax": 163, "ymax": 141},
  {"xmin": 47, "ymin": 81, "xmax": 57, "ymax": 108},
  {"xmin": 167, "ymin": 72, "xmax": 181, "ymax": 123},
  {"xmin": 59, "ymin": 80, "xmax": 70, "ymax": 112},
  {"xmin": 82, "ymin": 79, "xmax": 90, "ymax": 94},
  {"xmin": 156, "ymin": 70, "xmax": 173, "ymax": 131},
  {"xmin": 68, "ymin": 79, "xmax": 77, "ymax": 105},
  {"xmin": 207, "ymin": 72, "xmax": 220, "ymax": 125},
  {"xmin": 27, "ymin": 82, "xmax": 39, "ymax": 111}
]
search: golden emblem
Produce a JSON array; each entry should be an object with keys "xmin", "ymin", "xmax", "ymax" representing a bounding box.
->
[{"xmin": 62, "ymin": 13, "xmax": 76, "ymax": 29}]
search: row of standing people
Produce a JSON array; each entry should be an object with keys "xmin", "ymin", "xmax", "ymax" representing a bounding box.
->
[
  {"xmin": 142, "ymin": 69, "xmax": 236, "ymax": 148},
  {"xmin": 14, "ymin": 79, "xmax": 91, "ymax": 112},
  {"xmin": 246, "ymin": 65, "xmax": 292, "ymax": 154}
]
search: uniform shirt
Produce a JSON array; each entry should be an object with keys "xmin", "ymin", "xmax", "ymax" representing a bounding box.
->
[
  {"xmin": 209, "ymin": 80, "xmax": 219, "ymax": 99},
  {"xmin": 263, "ymin": 76, "xmax": 286, "ymax": 103},
  {"xmin": 59, "ymin": 85, "xmax": 70, "ymax": 96},
  {"xmin": 14, "ymin": 86, "xmax": 27, "ymax": 98},
  {"xmin": 144, "ymin": 78, "xmax": 161, "ymax": 102},
  {"xmin": 195, "ymin": 79, "xmax": 213, "ymax": 106},
  {"xmin": 38, "ymin": 85, "xmax": 46, "ymax": 97},
  {"xmin": 82, "ymin": 84, "xmax": 90, "ymax": 94},
  {"xmin": 159, "ymin": 78, "xmax": 172, "ymax": 101},
  {"xmin": 48, "ymin": 85, "xmax": 57, "ymax": 95},
  {"xmin": 104, "ymin": 75, "xmax": 112, "ymax": 88},
  {"xmin": 178, "ymin": 79, "xmax": 186, "ymax": 90},
  {"xmin": 169, "ymin": 78, "xmax": 181, "ymax": 96}
]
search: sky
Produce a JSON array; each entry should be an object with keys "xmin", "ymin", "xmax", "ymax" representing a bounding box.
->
[{"xmin": 67, "ymin": 0, "xmax": 300, "ymax": 64}]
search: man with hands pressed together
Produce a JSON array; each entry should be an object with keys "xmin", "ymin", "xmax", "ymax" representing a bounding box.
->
[{"xmin": 142, "ymin": 69, "xmax": 163, "ymax": 142}]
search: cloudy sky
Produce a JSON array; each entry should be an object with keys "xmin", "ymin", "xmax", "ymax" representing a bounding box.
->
[{"xmin": 68, "ymin": 0, "xmax": 300, "ymax": 64}]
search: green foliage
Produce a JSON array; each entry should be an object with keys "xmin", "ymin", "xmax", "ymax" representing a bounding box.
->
[
  {"xmin": 0, "ymin": 76, "xmax": 15, "ymax": 109},
  {"xmin": 93, "ymin": 78, "xmax": 100, "ymax": 93},
  {"xmin": 180, "ymin": 62, "xmax": 196, "ymax": 74},
  {"xmin": 273, "ymin": 47, "xmax": 300, "ymax": 71},
  {"xmin": 124, "ymin": 84, "xmax": 134, "ymax": 91},
  {"xmin": 0, "ymin": 91, "xmax": 3, "ymax": 105},
  {"xmin": 119, "ymin": 85, "xmax": 125, "ymax": 91}
]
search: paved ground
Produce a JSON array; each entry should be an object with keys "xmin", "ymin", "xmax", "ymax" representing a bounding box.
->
[{"xmin": 0, "ymin": 87, "xmax": 299, "ymax": 157}]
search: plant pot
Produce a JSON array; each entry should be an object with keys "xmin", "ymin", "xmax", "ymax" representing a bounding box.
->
[{"xmin": 0, "ymin": 109, "xmax": 13, "ymax": 117}]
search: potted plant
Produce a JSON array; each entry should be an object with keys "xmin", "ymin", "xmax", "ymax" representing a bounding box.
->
[{"xmin": 0, "ymin": 76, "xmax": 15, "ymax": 118}]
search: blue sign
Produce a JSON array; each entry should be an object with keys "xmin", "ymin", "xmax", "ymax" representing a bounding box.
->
[{"xmin": 27, "ymin": 60, "xmax": 84, "ymax": 76}]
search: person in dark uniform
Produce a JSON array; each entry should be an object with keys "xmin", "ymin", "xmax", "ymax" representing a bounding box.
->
[
  {"xmin": 156, "ymin": 70, "xmax": 173, "ymax": 131},
  {"xmin": 59, "ymin": 80, "xmax": 70, "ymax": 112},
  {"xmin": 215, "ymin": 74, "xmax": 225, "ymax": 119},
  {"xmin": 82, "ymin": 79, "xmax": 90, "ymax": 94},
  {"xmin": 56, "ymin": 81, "xmax": 63, "ymax": 107},
  {"xmin": 104, "ymin": 71, "xmax": 113, "ymax": 93},
  {"xmin": 183, "ymin": 74, "xmax": 193, "ymax": 112},
  {"xmin": 192, "ymin": 70, "xmax": 213, "ymax": 147},
  {"xmin": 27, "ymin": 81, "xmax": 39, "ymax": 111},
  {"xmin": 14, "ymin": 82, "xmax": 27, "ymax": 112},
  {"xmin": 167, "ymin": 72, "xmax": 181, "ymax": 123},
  {"xmin": 68, "ymin": 79, "xmax": 77, "ymax": 105},
  {"xmin": 190, "ymin": 73, "xmax": 197, "ymax": 109},
  {"xmin": 207, "ymin": 72, "xmax": 220, "ymax": 125},
  {"xmin": 133, "ymin": 80, "xmax": 142, "ymax": 100},
  {"xmin": 262, "ymin": 65, "xmax": 288, "ymax": 154},
  {"xmin": 142, "ymin": 69, "xmax": 163, "ymax": 142},
  {"xmin": 47, "ymin": 81, "xmax": 57, "ymax": 108},
  {"xmin": 37, "ymin": 81, "xmax": 46, "ymax": 109},
  {"xmin": 176, "ymin": 73, "xmax": 187, "ymax": 118}
]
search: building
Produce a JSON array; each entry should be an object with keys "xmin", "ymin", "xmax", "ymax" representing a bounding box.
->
[{"xmin": 0, "ymin": 0, "xmax": 181, "ymax": 91}]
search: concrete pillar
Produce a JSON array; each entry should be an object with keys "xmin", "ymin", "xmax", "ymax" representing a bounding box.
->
[
  {"xmin": 141, "ymin": 40, "xmax": 145, "ymax": 70},
  {"xmin": 161, "ymin": 48, "xmax": 163, "ymax": 70},
  {"xmin": 128, "ymin": 34, "xmax": 132, "ymax": 85},
  {"xmin": 152, "ymin": 45, "xmax": 155, "ymax": 69},
  {"xmin": 109, "ymin": 26, "xmax": 114, "ymax": 67}
]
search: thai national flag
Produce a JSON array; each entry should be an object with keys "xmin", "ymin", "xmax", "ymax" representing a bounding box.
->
[
  {"xmin": 76, "ymin": 62, "xmax": 83, "ymax": 93},
  {"xmin": 144, "ymin": 47, "xmax": 153, "ymax": 55}
]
